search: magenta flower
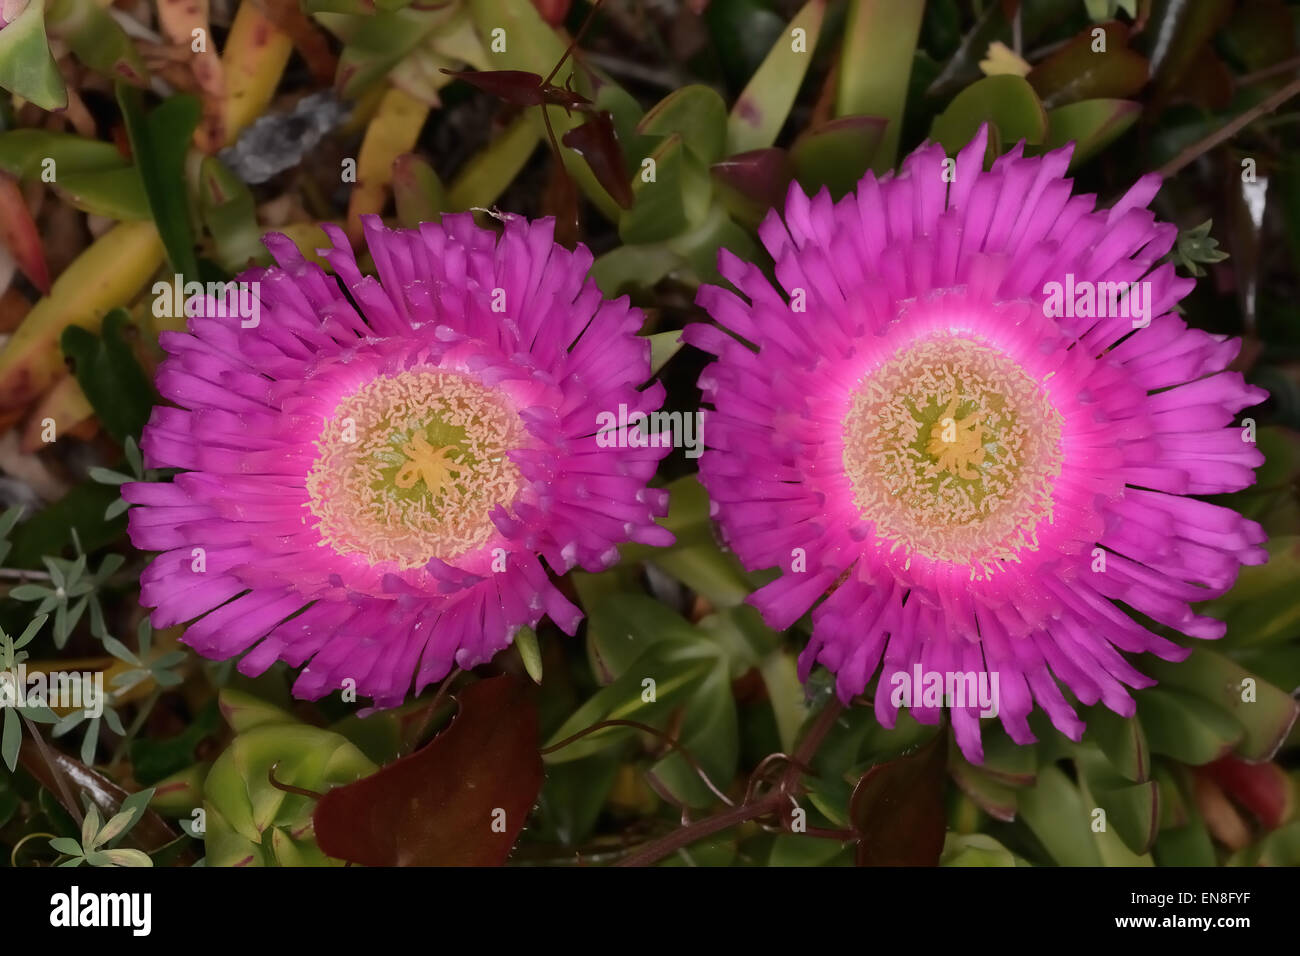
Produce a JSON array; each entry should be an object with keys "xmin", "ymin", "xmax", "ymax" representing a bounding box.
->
[
  {"xmin": 124, "ymin": 214, "xmax": 672, "ymax": 706},
  {"xmin": 0, "ymin": 0, "xmax": 29, "ymax": 27},
  {"xmin": 687, "ymin": 126, "xmax": 1267, "ymax": 762}
]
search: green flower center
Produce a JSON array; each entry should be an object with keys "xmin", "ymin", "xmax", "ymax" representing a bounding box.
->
[
  {"xmin": 841, "ymin": 335, "xmax": 1063, "ymax": 576},
  {"xmin": 306, "ymin": 370, "xmax": 524, "ymax": 569}
]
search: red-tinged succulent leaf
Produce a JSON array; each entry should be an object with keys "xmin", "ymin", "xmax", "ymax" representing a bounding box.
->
[
  {"xmin": 442, "ymin": 69, "xmax": 553, "ymax": 108},
  {"xmin": 1201, "ymin": 756, "xmax": 1296, "ymax": 830},
  {"xmin": 250, "ymin": 0, "xmax": 338, "ymax": 85},
  {"xmin": 0, "ymin": 173, "xmax": 50, "ymax": 293},
  {"xmin": 313, "ymin": 674, "xmax": 544, "ymax": 866},
  {"xmin": 948, "ymin": 751, "xmax": 1018, "ymax": 822},
  {"xmin": 562, "ymin": 111, "xmax": 634, "ymax": 209},
  {"xmin": 529, "ymin": 0, "xmax": 571, "ymax": 27},
  {"xmin": 1026, "ymin": 22, "xmax": 1149, "ymax": 110},
  {"xmin": 710, "ymin": 148, "xmax": 793, "ymax": 229},
  {"xmin": 1191, "ymin": 772, "xmax": 1252, "ymax": 850},
  {"xmin": 849, "ymin": 729, "xmax": 947, "ymax": 866},
  {"xmin": 391, "ymin": 153, "xmax": 447, "ymax": 228}
]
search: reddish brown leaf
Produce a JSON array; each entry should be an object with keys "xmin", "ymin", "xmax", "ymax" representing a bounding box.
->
[
  {"xmin": 442, "ymin": 69, "xmax": 549, "ymax": 107},
  {"xmin": 0, "ymin": 174, "xmax": 50, "ymax": 293},
  {"xmin": 543, "ymin": 150, "xmax": 581, "ymax": 249},
  {"xmin": 314, "ymin": 674, "xmax": 544, "ymax": 866},
  {"xmin": 562, "ymin": 110, "xmax": 633, "ymax": 209},
  {"xmin": 18, "ymin": 735, "xmax": 186, "ymax": 856},
  {"xmin": 441, "ymin": 69, "xmax": 592, "ymax": 112},
  {"xmin": 849, "ymin": 730, "xmax": 948, "ymax": 866}
]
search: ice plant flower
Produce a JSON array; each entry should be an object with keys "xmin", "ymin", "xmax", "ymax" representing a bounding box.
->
[
  {"xmin": 124, "ymin": 214, "xmax": 672, "ymax": 706},
  {"xmin": 688, "ymin": 126, "xmax": 1267, "ymax": 762}
]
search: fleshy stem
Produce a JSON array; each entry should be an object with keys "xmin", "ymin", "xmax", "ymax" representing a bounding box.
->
[{"xmin": 612, "ymin": 696, "xmax": 845, "ymax": 867}]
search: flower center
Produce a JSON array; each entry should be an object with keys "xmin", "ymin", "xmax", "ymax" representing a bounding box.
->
[
  {"xmin": 306, "ymin": 370, "xmax": 524, "ymax": 569},
  {"xmin": 841, "ymin": 335, "xmax": 1063, "ymax": 576}
]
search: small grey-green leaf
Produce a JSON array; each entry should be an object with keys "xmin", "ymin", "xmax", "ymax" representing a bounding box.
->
[
  {"xmin": 124, "ymin": 436, "xmax": 143, "ymax": 477},
  {"xmin": 97, "ymin": 848, "xmax": 153, "ymax": 868},
  {"xmin": 103, "ymin": 708, "xmax": 125, "ymax": 736},
  {"xmin": 101, "ymin": 635, "xmax": 140, "ymax": 665},
  {"xmin": 1, "ymin": 708, "xmax": 21, "ymax": 771},
  {"xmin": 8, "ymin": 584, "xmax": 52, "ymax": 601},
  {"xmin": 48, "ymin": 836, "xmax": 84, "ymax": 857},
  {"xmin": 88, "ymin": 468, "xmax": 130, "ymax": 485},
  {"xmin": 515, "ymin": 627, "xmax": 543, "ymax": 684},
  {"xmin": 79, "ymin": 722, "xmax": 98, "ymax": 764}
]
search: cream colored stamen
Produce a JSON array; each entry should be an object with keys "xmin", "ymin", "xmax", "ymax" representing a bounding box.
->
[
  {"xmin": 841, "ymin": 335, "xmax": 1063, "ymax": 578},
  {"xmin": 306, "ymin": 370, "xmax": 524, "ymax": 569}
]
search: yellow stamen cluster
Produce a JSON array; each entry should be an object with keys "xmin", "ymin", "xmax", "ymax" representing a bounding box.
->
[
  {"xmin": 306, "ymin": 370, "xmax": 524, "ymax": 569},
  {"xmin": 925, "ymin": 393, "xmax": 987, "ymax": 480},
  {"xmin": 841, "ymin": 335, "xmax": 1063, "ymax": 577}
]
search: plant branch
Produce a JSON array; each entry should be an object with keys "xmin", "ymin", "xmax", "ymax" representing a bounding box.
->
[
  {"xmin": 611, "ymin": 696, "xmax": 846, "ymax": 867},
  {"xmin": 18, "ymin": 714, "xmax": 84, "ymax": 826},
  {"xmin": 611, "ymin": 791, "xmax": 783, "ymax": 868},
  {"xmin": 1156, "ymin": 74, "xmax": 1300, "ymax": 179},
  {"xmin": 1236, "ymin": 55, "xmax": 1300, "ymax": 89},
  {"xmin": 0, "ymin": 569, "xmax": 52, "ymax": 581}
]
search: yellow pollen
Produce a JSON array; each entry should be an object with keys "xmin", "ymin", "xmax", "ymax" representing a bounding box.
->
[
  {"xmin": 925, "ymin": 393, "xmax": 987, "ymax": 480},
  {"xmin": 305, "ymin": 370, "xmax": 524, "ymax": 569},
  {"xmin": 394, "ymin": 434, "xmax": 461, "ymax": 494},
  {"xmin": 841, "ymin": 335, "xmax": 1063, "ymax": 578}
]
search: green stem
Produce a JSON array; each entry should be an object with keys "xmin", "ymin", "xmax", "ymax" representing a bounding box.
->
[{"xmin": 109, "ymin": 687, "xmax": 161, "ymax": 767}]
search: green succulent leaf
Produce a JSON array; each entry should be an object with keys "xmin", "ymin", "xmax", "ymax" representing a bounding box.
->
[
  {"xmin": 0, "ymin": 0, "xmax": 67, "ymax": 111},
  {"xmin": 931, "ymin": 74, "xmax": 1048, "ymax": 160}
]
